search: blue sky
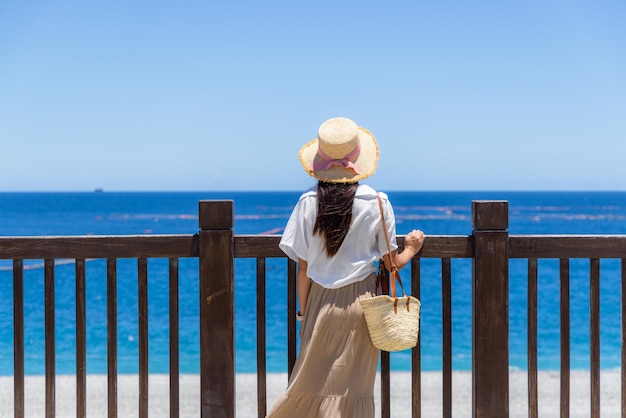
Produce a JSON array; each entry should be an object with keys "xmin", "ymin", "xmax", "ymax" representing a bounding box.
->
[{"xmin": 1, "ymin": 0, "xmax": 625, "ymax": 191}]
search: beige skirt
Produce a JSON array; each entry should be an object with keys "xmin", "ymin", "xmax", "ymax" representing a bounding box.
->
[{"xmin": 266, "ymin": 273, "xmax": 379, "ymax": 418}]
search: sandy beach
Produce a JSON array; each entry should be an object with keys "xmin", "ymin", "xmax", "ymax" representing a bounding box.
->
[{"xmin": 0, "ymin": 370, "xmax": 622, "ymax": 417}]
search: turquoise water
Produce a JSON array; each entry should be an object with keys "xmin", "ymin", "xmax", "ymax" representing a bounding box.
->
[{"xmin": 1, "ymin": 191, "xmax": 626, "ymax": 375}]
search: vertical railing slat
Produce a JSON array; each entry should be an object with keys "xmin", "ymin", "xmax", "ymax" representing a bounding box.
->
[
  {"xmin": 45, "ymin": 259, "xmax": 56, "ymax": 418},
  {"xmin": 560, "ymin": 258, "xmax": 570, "ymax": 418},
  {"xmin": 442, "ymin": 258, "xmax": 452, "ymax": 418},
  {"xmin": 590, "ymin": 258, "xmax": 600, "ymax": 418},
  {"xmin": 527, "ymin": 258, "xmax": 538, "ymax": 418},
  {"xmin": 380, "ymin": 263, "xmax": 391, "ymax": 418},
  {"xmin": 13, "ymin": 260, "xmax": 25, "ymax": 418},
  {"xmin": 107, "ymin": 258, "xmax": 118, "ymax": 418},
  {"xmin": 256, "ymin": 258, "xmax": 267, "ymax": 418},
  {"xmin": 287, "ymin": 259, "xmax": 297, "ymax": 377},
  {"xmin": 138, "ymin": 258, "xmax": 149, "ymax": 418},
  {"xmin": 76, "ymin": 259, "xmax": 87, "ymax": 418},
  {"xmin": 411, "ymin": 258, "xmax": 421, "ymax": 418},
  {"xmin": 622, "ymin": 258, "xmax": 626, "ymax": 418},
  {"xmin": 169, "ymin": 258, "xmax": 180, "ymax": 418},
  {"xmin": 381, "ymin": 350, "xmax": 391, "ymax": 418}
]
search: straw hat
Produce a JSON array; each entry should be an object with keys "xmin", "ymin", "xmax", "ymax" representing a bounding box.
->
[{"xmin": 299, "ymin": 117, "xmax": 379, "ymax": 183}]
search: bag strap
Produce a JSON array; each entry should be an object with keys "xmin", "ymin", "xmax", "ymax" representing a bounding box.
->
[{"xmin": 377, "ymin": 194, "xmax": 405, "ymax": 298}]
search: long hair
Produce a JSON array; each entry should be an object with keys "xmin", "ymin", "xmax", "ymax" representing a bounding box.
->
[{"xmin": 313, "ymin": 181, "xmax": 358, "ymax": 257}]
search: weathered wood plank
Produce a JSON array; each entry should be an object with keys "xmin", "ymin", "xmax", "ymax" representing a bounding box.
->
[
  {"xmin": 0, "ymin": 235, "xmax": 471, "ymax": 260},
  {"xmin": 199, "ymin": 201, "xmax": 235, "ymax": 418},
  {"xmin": 472, "ymin": 201, "xmax": 509, "ymax": 418},
  {"xmin": 381, "ymin": 351, "xmax": 390, "ymax": 418},
  {"xmin": 0, "ymin": 235, "xmax": 198, "ymax": 259},
  {"xmin": 287, "ymin": 259, "xmax": 297, "ymax": 378},
  {"xmin": 45, "ymin": 259, "xmax": 55, "ymax": 418},
  {"xmin": 590, "ymin": 258, "xmax": 600, "ymax": 418},
  {"xmin": 107, "ymin": 259, "xmax": 118, "ymax": 418},
  {"xmin": 411, "ymin": 258, "xmax": 421, "ymax": 418},
  {"xmin": 6, "ymin": 234, "xmax": 625, "ymax": 261},
  {"xmin": 234, "ymin": 235, "xmax": 474, "ymax": 258},
  {"xmin": 256, "ymin": 258, "xmax": 267, "ymax": 418},
  {"xmin": 198, "ymin": 200, "xmax": 233, "ymax": 230},
  {"xmin": 442, "ymin": 258, "xmax": 452, "ymax": 418},
  {"xmin": 13, "ymin": 260, "xmax": 25, "ymax": 418},
  {"xmin": 510, "ymin": 235, "xmax": 626, "ymax": 259},
  {"xmin": 138, "ymin": 258, "xmax": 149, "ymax": 418},
  {"xmin": 560, "ymin": 259, "xmax": 570, "ymax": 418},
  {"xmin": 622, "ymin": 259, "xmax": 626, "ymax": 418},
  {"xmin": 472, "ymin": 200, "xmax": 509, "ymax": 230},
  {"xmin": 76, "ymin": 259, "xmax": 87, "ymax": 418},
  {"xmin": 168, "ymin": 258, "xmax": 180, "ymax": 418},
  {"xmin": 527, "ymin": 259, "xmax": 538, "ymax": 418}
]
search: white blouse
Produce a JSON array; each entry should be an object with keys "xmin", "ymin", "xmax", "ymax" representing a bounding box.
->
[{"xmin": 279, "ymin": 184, "xmax": 398, "ymax": 289}]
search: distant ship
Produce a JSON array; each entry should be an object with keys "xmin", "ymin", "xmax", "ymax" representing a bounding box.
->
[{"xmin": 94, "ymin": 188, "xmax": 104, "ymax": 193}]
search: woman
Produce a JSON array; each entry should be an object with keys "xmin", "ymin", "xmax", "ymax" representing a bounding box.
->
[{"xmin": 267, "ymin": 117, "xmax": 425, "ymax": 417}]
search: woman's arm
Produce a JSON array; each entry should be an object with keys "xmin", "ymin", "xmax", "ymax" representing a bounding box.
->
[
  {"xmin": 383, "ymin": 229, "xmax": 425, "ymax": 271},
  {"xmin": 297, "ymin": 258, "xmax": 311, "ymax": 314}
]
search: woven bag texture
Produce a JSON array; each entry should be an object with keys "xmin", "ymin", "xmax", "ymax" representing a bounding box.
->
[{"xmin": 360, "ymin": 295, "xmax": 420, "ymax": 352}]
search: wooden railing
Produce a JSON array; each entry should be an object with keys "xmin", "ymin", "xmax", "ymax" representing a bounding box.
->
[
  {"xmin": 509, "ymin": 235, "xmax": 626, "ymax": 418},
  {"xmin": 4, "ymin": 235, "xmax": 198, "ymax": 418},
  {"xmin": 2, "ymin": 199, "xmax": 626, "ymax": 417}
]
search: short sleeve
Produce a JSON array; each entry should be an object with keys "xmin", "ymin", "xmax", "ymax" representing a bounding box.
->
[
  {"xmin": 376, "ymin": 195, "xmax": 398, "ymax": 257},
  {"xmin": 279, "ymin": 194, "xmax": 314, "ymax": 262}
]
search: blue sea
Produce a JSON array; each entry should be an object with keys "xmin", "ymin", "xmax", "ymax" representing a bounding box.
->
[{"xmin": 1, "ymin": 191, "xmax": 626, "ymax": 376}]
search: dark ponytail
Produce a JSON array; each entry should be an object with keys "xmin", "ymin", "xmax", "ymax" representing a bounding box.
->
[{"xmin": 313, "ymin": 181, "xmax": 358, "ymax": 257}]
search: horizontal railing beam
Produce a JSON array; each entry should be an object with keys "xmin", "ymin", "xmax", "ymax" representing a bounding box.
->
[
  {"xmin": 0, "ymin": 234, "xmax": 474, "ymax": 260},
  {"xmin": 509, "ymin": 235, "xmax": 626, "ymax": 258},
  {"xmin": 0, "ymin": 235, "xmax": 198, "ymax": 259},
  {"xmin": 6, "ymin": 234, "xmax": 626, "ymax": 261},
  {"xmin": 234, "ymin": 235, "xmax": 474, "ymax": 258}
]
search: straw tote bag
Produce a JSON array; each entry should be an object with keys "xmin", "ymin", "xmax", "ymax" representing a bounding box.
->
[{"xmin": 359, "ymin": 194, "xmax": 421, "ymax": 352}]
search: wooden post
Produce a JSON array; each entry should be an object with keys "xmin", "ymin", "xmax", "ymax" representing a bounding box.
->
[
  {"xmin": 472, "ymin": 201, "xmax": 509, "ymax": 417},
  {"xmin": 198, "ymin": 201, "xmax": 235, "ymax": 418}
]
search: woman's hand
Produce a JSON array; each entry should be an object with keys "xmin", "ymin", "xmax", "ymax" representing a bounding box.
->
[
  {"xmin": 390, "ymin": 229, "xmax": 426, "ymax": 270},
  {"xmin": 404, "ymin": 229, "xmax": 425, "ymax": 255}
]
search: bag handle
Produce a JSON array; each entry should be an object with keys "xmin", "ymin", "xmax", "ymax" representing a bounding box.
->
[{"xmin": 377, "ymin": 194, "xmax": 405, "ymax": 298}]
